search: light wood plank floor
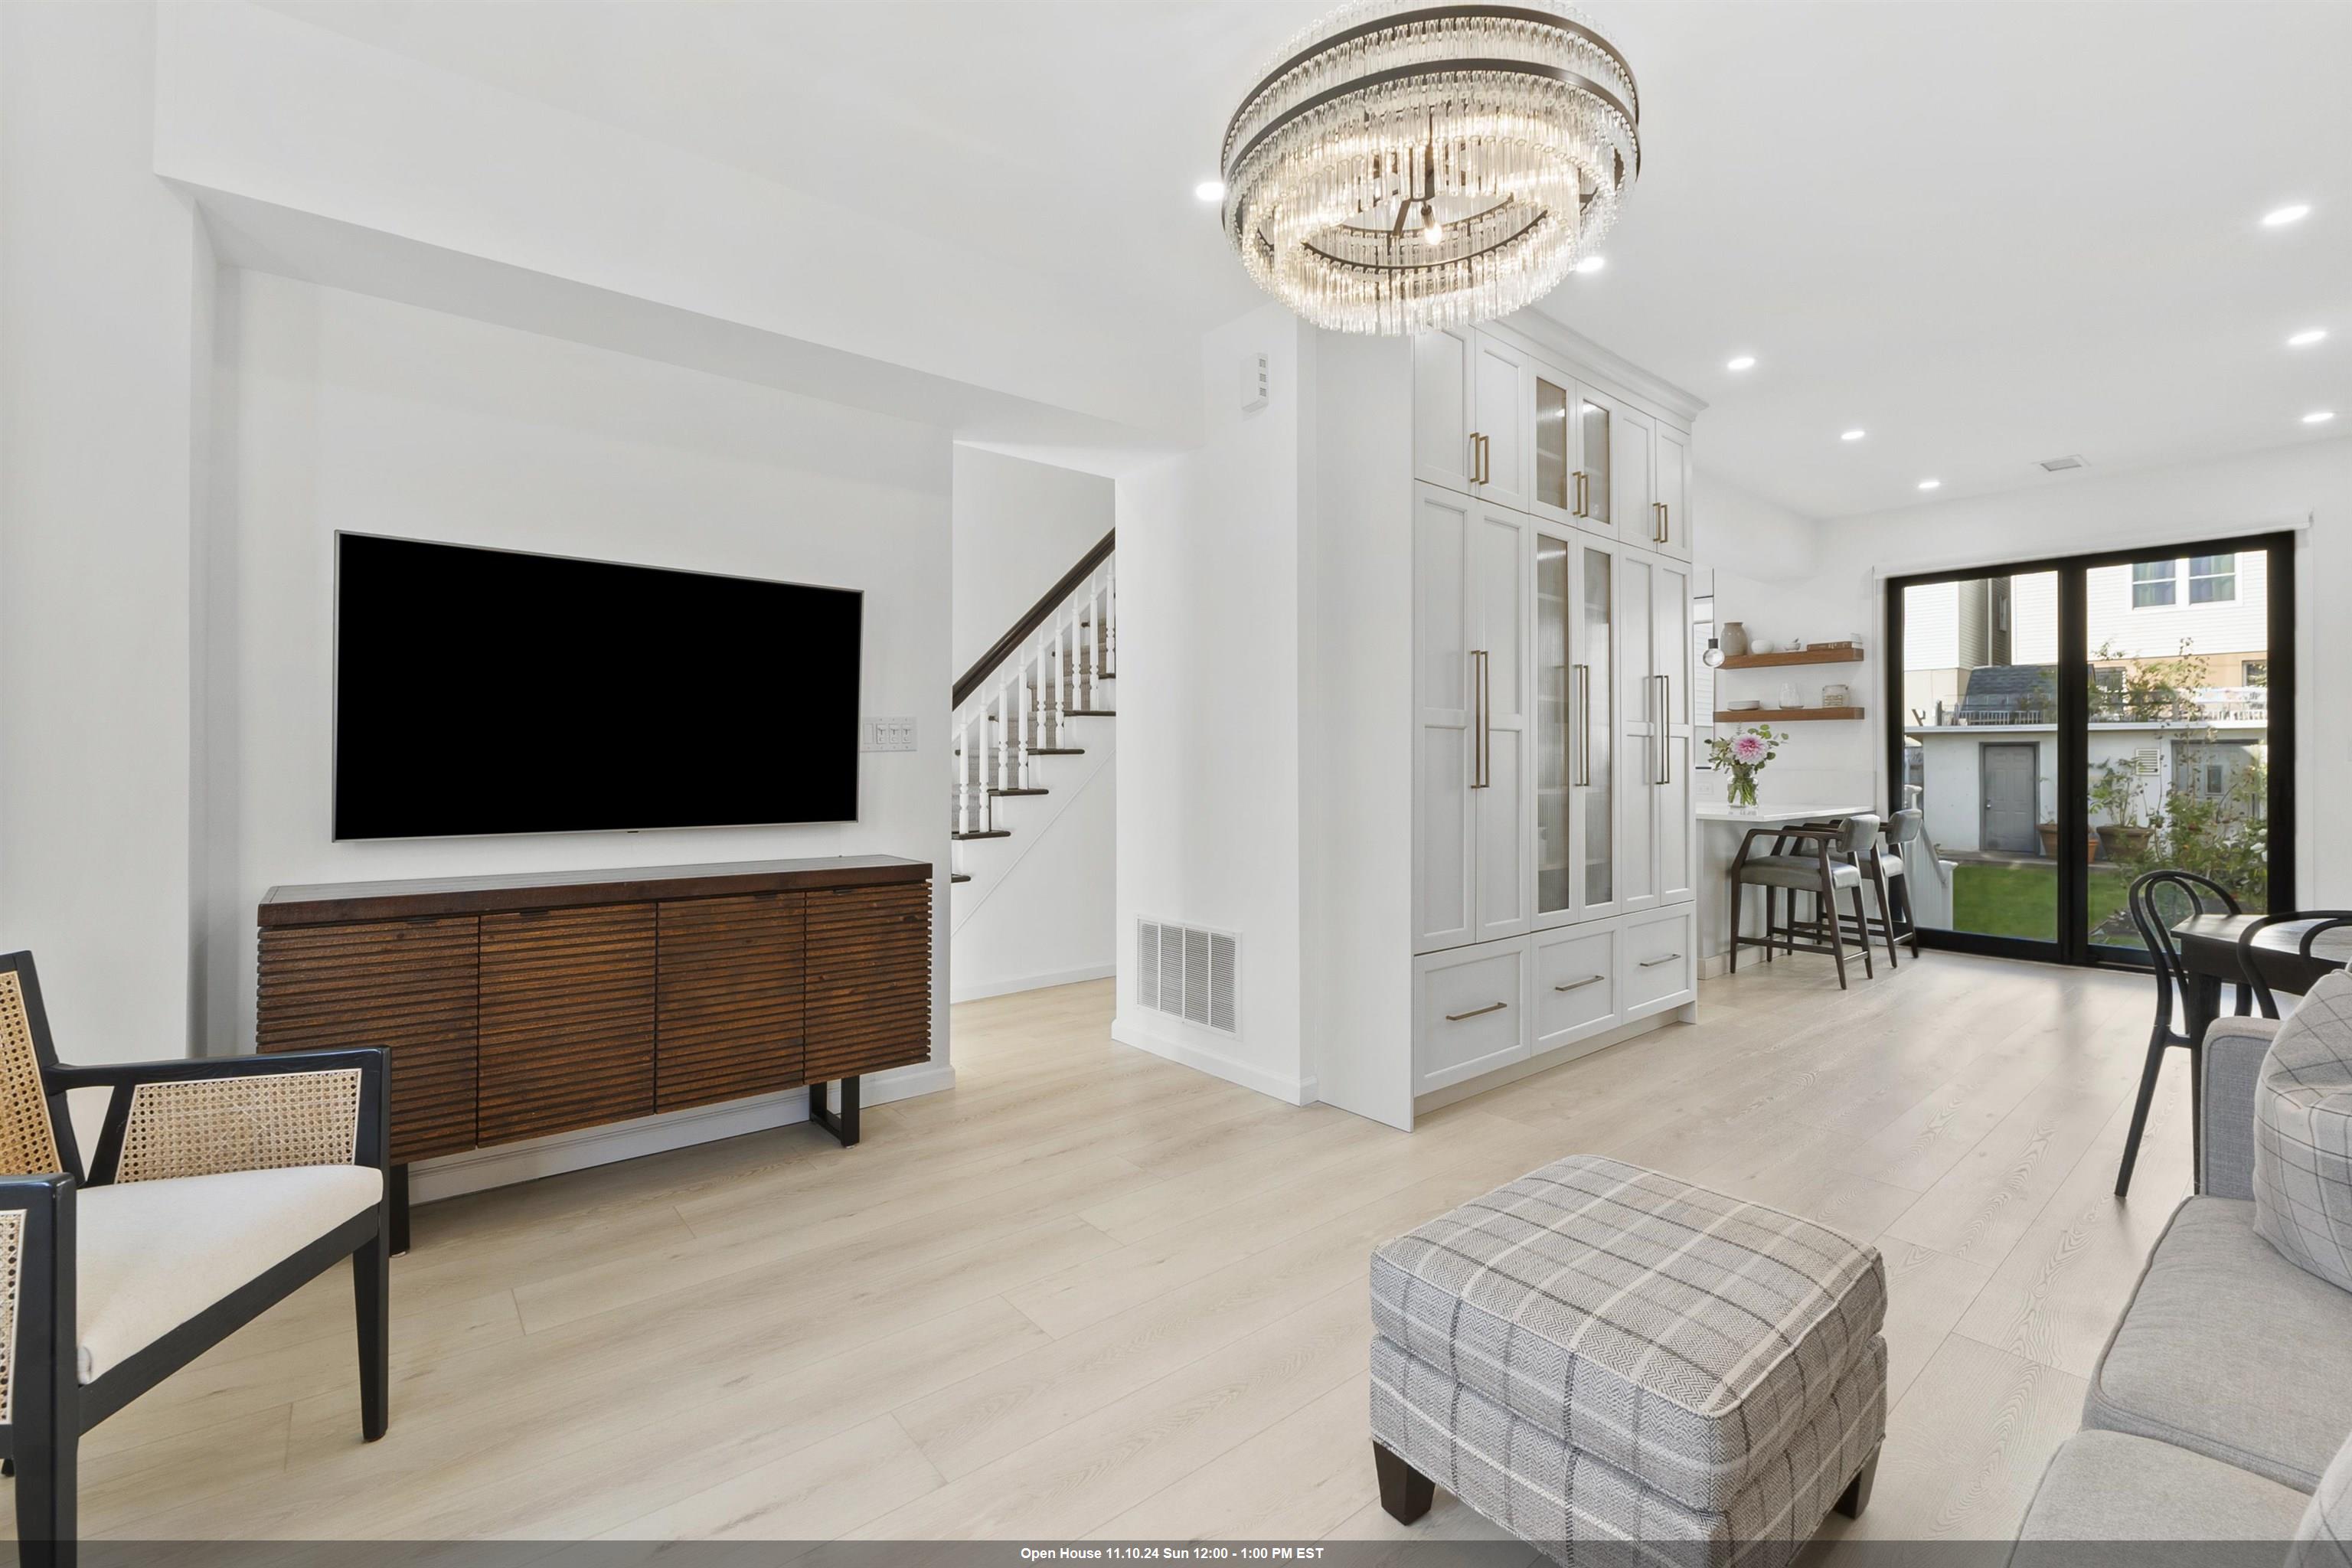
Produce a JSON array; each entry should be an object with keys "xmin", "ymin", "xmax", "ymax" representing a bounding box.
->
[{"xmin": 21, "ymin": 948, "xmax": 2189, "ymax": 1553}]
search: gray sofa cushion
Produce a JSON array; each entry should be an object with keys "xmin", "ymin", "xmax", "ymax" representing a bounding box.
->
[
  {"xmin": 2086, "ymin": 1197, "xmax": 2352, "ymax": 1490},
  {"xmin": 2206, "ymin": 1015, "xmax": 2287, "ymax": 1200},
  {"xmin": 2256, "ymin": 973, "xmax": 2352, "ymax": 1292},
  {"xmin": 1371, "ymin": 1331, "xmax": 1886, "ymax": 1568},
  {"xmin": 1370, "ymin": 1154, "xmax": 1884, "ymax": 1515},
  {"xmin": 2292, "ymin": 1432, "xmax": 2352, "ymax": 1568},
  {"xmin": 2014, "ymin": 1430, "xmax": 2308, "ymax": 1565}
]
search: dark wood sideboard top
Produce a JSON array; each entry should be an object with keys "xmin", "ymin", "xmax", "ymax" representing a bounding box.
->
[{"xmin": 259, "ymin": 854, "xmax": 933, "ymax": 928}]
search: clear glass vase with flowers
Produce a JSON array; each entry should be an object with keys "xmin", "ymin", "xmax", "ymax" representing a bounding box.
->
[{"xmin": 1707, "ymin": 724, "xmax": 1781, "ymax": 812}]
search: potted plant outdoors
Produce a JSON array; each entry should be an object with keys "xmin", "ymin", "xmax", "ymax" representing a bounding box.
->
[
  {"xmin": 2090, "ymin": 757, "xmax": 2154, "ymax": 864},
  {"xmin": 1707, "ymin": 724, "xmax": 1781, "ymax": 812},
  {"xmin": 2037, "ymin": 820, "xmax": 2103, "ymax": 862}
]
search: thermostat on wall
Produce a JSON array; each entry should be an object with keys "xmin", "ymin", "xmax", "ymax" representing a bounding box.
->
[{"xmin": 1239, "ymin": 351, "xmax": 1269, "ymax": 413}]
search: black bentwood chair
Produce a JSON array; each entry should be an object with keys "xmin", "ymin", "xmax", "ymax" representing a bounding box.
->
[
  {"xmin": 0, "ymin": 951, "xmax": 390, "ymax": 1566},
  {"xmin": 2115, "ymin": 871, "xmax": 2247, "ymax": 1197}
]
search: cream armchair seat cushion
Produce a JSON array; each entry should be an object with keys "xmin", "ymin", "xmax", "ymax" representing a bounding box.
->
[{"xmin": 76, "ymin": 1164, "xmax": 383, "ymax": 1382}]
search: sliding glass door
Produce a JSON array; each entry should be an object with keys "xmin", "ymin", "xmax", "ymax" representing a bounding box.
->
[{"xmin": 1886, "ymin": 534, "xmax": 2295, "ymax": 966}]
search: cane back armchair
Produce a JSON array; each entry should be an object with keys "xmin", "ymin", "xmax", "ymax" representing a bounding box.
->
[{"xmin": 0, "ymin": 950, "xmax": 390, "ymax": 1566}]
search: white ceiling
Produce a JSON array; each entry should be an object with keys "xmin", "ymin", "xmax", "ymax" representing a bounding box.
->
[{"xmin": 270, "ymin": 0, "xmax": 2352, "ymax": 520}]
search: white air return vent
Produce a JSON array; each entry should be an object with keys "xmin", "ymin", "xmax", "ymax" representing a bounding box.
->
[
  {"xmin": 2038, "ymin": 454, "xmax": 2088, "ymax": 472},
  {"xmin": 1134, "ymin": 919, "xmax": 1240, "ymax": 1037}
]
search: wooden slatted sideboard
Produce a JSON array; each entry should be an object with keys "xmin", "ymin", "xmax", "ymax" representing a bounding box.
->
[{"xmin": 256, "ymin": 855, "xmax": 933, "ymax": 1248}]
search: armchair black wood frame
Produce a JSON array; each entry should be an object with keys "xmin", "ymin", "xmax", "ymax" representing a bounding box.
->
[{"xmin": 0, "ymin": 951, "xmax": 391, "ymax": 1567}]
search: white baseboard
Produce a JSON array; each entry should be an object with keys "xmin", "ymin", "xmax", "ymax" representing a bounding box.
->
[
  {"xmin": 950, "ymin": 962, "xmax": 1116, "ymax": 1004},
  {"xmin": 1110, "ymin": 1012, "xmax": 1314, "ymax": 1106},
  {"xmin": 409, "ymin": 1057, "xmax": 958, "ymax": 1206}
]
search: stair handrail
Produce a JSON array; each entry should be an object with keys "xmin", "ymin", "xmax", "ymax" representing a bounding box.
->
[{"xmin": 952, "ymin": 528, "xmax": 1116, "ymax": 708}]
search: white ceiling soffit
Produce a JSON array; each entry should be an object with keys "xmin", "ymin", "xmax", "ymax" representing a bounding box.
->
[{"xmin": 259, "ymin": 1, "xmax": 2352, "ymax": 511}]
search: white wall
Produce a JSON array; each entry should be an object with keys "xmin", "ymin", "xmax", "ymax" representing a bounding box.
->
[
  {"xmin": 0, "ymin": 2, "xmax": 217, "ymax": 1070},
  {"xmin": 1694, "ymin": 475, "xmax": 1874, "ymax": 811},
  {"xmin": 950, "ymin": 447, "xmax": 1112, "ymax": 678},
  {"xmin": 1112, "ymin": 305, "xmax": 1312, "ymax": 1104},
  {"xmin": 207, "ymin": 273, "xmax": 955, "ymax": 1171},
  {"xmin": 949, "ymin": 740, "xmax": 1117, "ymax": 1002},
  {"xmin": 1802, "ymin": 436, "xmax": 2352, "ymax": 900}
]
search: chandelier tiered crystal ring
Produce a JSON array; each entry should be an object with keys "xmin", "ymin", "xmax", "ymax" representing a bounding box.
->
[{"xmin": 1218, "ymin": 2, "xmax": 1640, "ymax": 335}]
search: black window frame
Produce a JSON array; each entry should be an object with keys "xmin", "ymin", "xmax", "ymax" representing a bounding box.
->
[{"xmin": 1884, "ymin": 531, "xmax": 2295, "ymax": 969}]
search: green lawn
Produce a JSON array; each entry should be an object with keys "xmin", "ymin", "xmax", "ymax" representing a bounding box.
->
[{"xmin": 1951, "ymin": 861, "xmax": 2135, "ymax": 945}]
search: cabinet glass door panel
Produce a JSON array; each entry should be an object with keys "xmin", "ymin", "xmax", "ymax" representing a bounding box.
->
[
  {"xmin": 1617, "ymin": 551, "xmax": 1659, "ymax": 910},
  {"xmin": 1578, "ymin": 543, "xmax": 1616, "ymax": 912},
  {"xmin": 1534, "ymin": 374, "xmax": 1573, "ymax": 521},
  {"xmin": 1577, "ymin": 396, "xmax": 1612, "ymax": 524},
  {"xmin": 1653, "ymin": 558, "xmax": 1695, "ymax": 903},
  {"xmin": 1536, "ymin": 535, "xmax": 1573, "ymax": 918}
]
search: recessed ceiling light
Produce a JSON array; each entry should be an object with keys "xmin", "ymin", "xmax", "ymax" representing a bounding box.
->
[
  {"xmin": 1194, "ymin": 180, "xmax": 1226, "ymax": 201},
  {"xmin": 2262, "ymin": 203, "xmax": 2312, "ymax": 227},
  {"xmin": 2289, "ymin": 328, "xmax": 2328, "ymax": 348},
  {"xmin": 1573, "ymin": 255, "xmax": 1606, "ymax": 275},
  {"xmin": 2304, "ymin": 410, "xmax": 2337, "ymax": 425},
  {"xmin": 1917, "ymin": 479, "xmax": 1941, "ymax": 491},
  {"xmin": 1840, "ymin": 429, "xmax": 1866, "ymax": 442},
  {"xmin": 1726, "ymin": 355, "xmax": 1756, "ymax": 371}
]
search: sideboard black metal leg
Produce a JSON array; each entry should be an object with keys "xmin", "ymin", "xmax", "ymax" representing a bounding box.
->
[
  {"xmin": 810, "ymin": 1076, "xmax": 861, "ymax": 1147},
  {"xmin": 389, "ymin": 1164, "xmax": 411, "ymax": 1257}
]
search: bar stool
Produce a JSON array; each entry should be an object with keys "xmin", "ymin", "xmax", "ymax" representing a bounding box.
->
[{"xmin": 1728, "ymin": 815, "xmax": 1882, "ymax": 990}]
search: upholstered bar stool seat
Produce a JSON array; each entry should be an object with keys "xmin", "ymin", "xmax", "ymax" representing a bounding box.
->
[
  {"xmin": 1367, "ymin": 1154, "xmax": 1890, "ymax": 1566},
  {"xmin": 1736, "ymin": 857, "xmax": 1863, "ymax": 891}
]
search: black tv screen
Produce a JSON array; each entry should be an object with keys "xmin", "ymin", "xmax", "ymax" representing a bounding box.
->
[{"xmin": 334, "ymin": 534, "xmax": 861, "ymax": 839}]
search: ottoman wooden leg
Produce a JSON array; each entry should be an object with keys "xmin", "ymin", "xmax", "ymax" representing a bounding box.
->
[
  {"xmin": 1374, "ymin": 1442, "xmax": 1435, "ymax": 1525},
  {"xmin": 1834, "ymin": 1447, "xmax": 1879, "ymax": 1520}
]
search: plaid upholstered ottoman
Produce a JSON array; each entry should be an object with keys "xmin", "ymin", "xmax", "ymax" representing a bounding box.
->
[{"xmin": 1369, "ymin": 1154, "xmax": 1888, "ymax": 1567}]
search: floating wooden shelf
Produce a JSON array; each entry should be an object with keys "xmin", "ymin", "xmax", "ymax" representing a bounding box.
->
[
  {"xmin": 1716, "ymin": 707, "xmax": 1866, "ymax": 723},
  {"xmin": 1717, "ymin": 645, "xmax": 1863, "ymax": 669}
]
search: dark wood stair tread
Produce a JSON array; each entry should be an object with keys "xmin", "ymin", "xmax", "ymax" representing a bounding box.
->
[
  {"xmin": 988, "ymin": 787, "xmax": 1049, "ymax": 796},
  {"xmin": 1027, "ymin": 747, "xmax": 1085, "ymax": 756},
  {"xmin": 951, "ymin": 829, "xmax": 1011, "ymax": 841},
  {"xmin": 950, "ymin": 872, "xmax": 972, "ymax": 884},
  {"xmin": 1065, "ymin": 709, "xmax": 1116, "ymax": 717}
]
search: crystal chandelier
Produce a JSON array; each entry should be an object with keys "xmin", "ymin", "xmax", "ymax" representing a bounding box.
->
[{"xmin": 1217, "ymin": 1, "xmax": 1641, "ymax": 335}]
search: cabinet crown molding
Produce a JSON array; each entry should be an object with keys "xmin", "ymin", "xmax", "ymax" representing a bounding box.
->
[{"xmin": 1488, "ymin": 314, "xmax": 1707, "ymax": 428}]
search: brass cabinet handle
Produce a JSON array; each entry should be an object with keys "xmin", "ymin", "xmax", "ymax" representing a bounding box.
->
[
  {"xmin": 1638, "ymin": 952, "xmax": 1684, "ymax": 968},
  {"xmin": 1573, "ymin": 662, "xmax": 1592, "ymax": 786},
  {"xmin": 1445, "ymin": 1000, "xmax": 1509, "ymax": 1021},
  {"xmin": 1573, "ymin": 470, "xmax": 1587, "ymax": 517},
  {"xmin": 1655, "ymin": 674, "xmax": 1673, "ymax": 784},
  {"xmin": 1469, "ymin": 649, "xmax": 1491, "ymax": 789},
  {"xmin": 1471, "ymin": 432, "xmax": 1490, "ymax": 485},
  {"xmin": 1553, "ymin": 974, "xmax": 1605, "ymax": 991},
  {"xmin": 1658, "ymin": 501, "xmax": 1671, "ymax": 544}
]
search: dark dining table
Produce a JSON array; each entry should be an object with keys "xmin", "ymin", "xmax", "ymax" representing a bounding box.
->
[
  {"xmin": 2171, "ymin": 914, "xmax": 2352, "ymax": 1181},
  {"xmin": 2172, "ymin": 913, "xmax": 2352, "ymax": 1040}
]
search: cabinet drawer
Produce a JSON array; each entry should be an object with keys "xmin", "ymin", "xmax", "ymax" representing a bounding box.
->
[
  {"xmin": 1622, "ymin": 906, "xmax": 1696, "ymax": 1018},
  {"xmin": 1532, "ymin": 925, "xmax": 1619, "ymax": 1054},
  {"xmin": 1414, "ymin": 943, "xmax": 1528, "ymax": 1094}
]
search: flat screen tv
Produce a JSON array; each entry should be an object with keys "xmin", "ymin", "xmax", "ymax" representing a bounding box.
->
[{"xmin": 334, "ymin": 534, "xmax": 861, "ymax": 839}]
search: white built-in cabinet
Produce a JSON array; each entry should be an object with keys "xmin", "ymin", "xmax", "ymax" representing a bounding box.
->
[{"xmin": 1411, "ymin": 320, "xmax": 1700, "ymax": 1100}]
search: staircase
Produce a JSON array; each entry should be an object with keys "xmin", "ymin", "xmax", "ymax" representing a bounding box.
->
[{"xmin": 950, "ymin": 535, "xmax": 1115, "ymax": 885}]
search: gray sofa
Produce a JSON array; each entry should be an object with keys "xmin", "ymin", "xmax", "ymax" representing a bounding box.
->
[{"xmin": 2014, "ymin": 1012, "xmax": 2352, "ymax": 1560}]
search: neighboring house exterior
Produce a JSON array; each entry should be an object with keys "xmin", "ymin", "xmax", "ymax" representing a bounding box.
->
[{"xmin": 1902, "ymin": 554, "xmax": 2269, "ymax": 856}]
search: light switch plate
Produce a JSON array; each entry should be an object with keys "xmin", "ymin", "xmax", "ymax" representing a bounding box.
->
[{"xmin": 861, "ymin": 717, "xmax": 917, "ymax": 753}]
